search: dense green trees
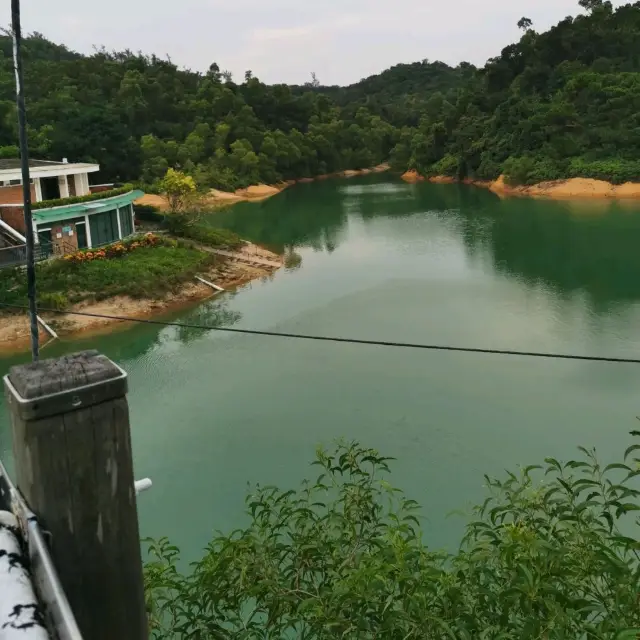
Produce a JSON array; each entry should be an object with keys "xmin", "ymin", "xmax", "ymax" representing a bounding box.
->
[
  {"xmin": 145, "ymin": 438, "xmax": 640, "ymax": 638},
  {"xmin": 399, "ymin": 1, "xmax": 640, "ymax": 185},
  {"xmin": 2, "ymin": 1, "xmax": 640, "ymax": 193},
  {"xmin": 0, "ymin": 34, "xmax": 409, "ymax": 190}
]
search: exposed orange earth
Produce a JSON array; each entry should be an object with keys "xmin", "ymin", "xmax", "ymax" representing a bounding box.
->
[{"xmin": 401, "ymin": 171, "xmax": 640, "ymax": 200}]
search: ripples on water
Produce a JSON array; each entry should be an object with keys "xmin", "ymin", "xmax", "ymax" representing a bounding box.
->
[{"xmin": 3, "ymin": 175, "xmax": 640, "ymax": 560}]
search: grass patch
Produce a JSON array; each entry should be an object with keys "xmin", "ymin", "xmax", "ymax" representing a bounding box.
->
[
  {"xmin": 0, "ymin": 243, "xmax": 215, "ymax": 312},
  {"xmin": 164, "ymin": 214, "xmax": 244, "ymax": 249}
]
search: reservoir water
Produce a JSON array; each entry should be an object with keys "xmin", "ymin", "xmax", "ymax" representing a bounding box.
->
[{"xmin": 2, "ymin": 175, "xmax": 640, "ymax": 560}]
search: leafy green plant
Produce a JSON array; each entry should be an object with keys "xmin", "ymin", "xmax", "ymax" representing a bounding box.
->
[
  {"xmin": 145, "ymin": 437, "xmax": 640, "ymax": 638},
  {"xmin": 568, "ymin": 158, "xmax": 640, "ymax": 185},
  {"xmin": 159, "ymin": 169, "xmax": 197, "ymax": 212},
  {"xmin": 32, "ymin": 184, "xmax": 134, "ymax": 210},
  {"xmin": 164, "ymin": 214, "xmax": 243, "ymax": 249},
  {"xmin": 134, "ymin": 204, "xmax": 166, "ymax": 223},
  {"xmin": 429, "ymin": 153, "xmax": 459, "ymax": 177},
  {"xmin": 502, "ymin": 156, "xmax": 564, "ymax": 186},
  {"xmin": 37, "ymin": 291, "xmax": 68, "ymax": 310}
]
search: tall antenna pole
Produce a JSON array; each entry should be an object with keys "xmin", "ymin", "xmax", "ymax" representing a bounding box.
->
[{"xmin": 11, "ymin": 0, "xmax": 39, "ymax": 361}]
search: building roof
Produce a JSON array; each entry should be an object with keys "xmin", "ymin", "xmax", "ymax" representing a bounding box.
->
[
  {"xmin": 0, "ymin": 159, "xmax": 68, "ymax": 171},
  {"xmin": 32, "ymin": 189, "xmax": 143, "ymax": 224},
  {"xmin": 0, "ymin": 159, "xmax": 100, "ymax": 180}
]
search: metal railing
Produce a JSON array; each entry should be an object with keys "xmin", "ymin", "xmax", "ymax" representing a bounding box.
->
[
  {"xmin": 0, "ymin": 241, "xmax": 53, "ymax": 269},
  {"xmin": 0, "ymin": 459, "xmax": 82, "ymax": 640}
]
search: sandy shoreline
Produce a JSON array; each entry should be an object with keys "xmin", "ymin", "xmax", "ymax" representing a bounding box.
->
[
  {"xmin": 401, "ymin": 170, "xmax": 640, "ymax": 200},
  {"xmin": 0, "ymin": 243, "xmax": 282, "ymax": 353},
  {"xmin": 1, "ymin": 165, "xmax": 390, "ymax": 353},
  {"xmin": 135, "ymin": 164, "xmax": 391, "ymax": 211}
]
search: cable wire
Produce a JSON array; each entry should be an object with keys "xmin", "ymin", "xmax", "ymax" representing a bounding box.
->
[{"xmin": 1, "ymin": 302, "xmax": 639, "ymax": 364}]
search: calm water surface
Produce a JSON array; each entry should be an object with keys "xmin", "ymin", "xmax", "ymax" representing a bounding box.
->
[{"xmin": 2, "ymin": 175, "xmax": 640, "ymax": 559}]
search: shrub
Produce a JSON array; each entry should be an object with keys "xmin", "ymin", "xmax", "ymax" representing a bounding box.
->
[
  {"xmin": 568, "ymin": 157, "xmax": 640, "ymax": 184},
  {"xmin": 503, "ymin": 156, "xmax": 563, "ymax": 185},
  {"xmin": 32, "ymin": 184, "xmax": 134, "ymax": 210},
  {"xmin": 476, "ymin": 155, "xmax": 503, "ymax": 181},
  {"xmin": 134, "ymin": 204, "xmax": 165, "ymax": 223},
  {"xmin": 145, "ymin": 436, "xmax": 640, "ymax": 639},
  {"xmin": 164, "ymin": 214, "xmax": 243, "ymax": 249},
  {"xmin": 207, "ymin": 166, "xmax": 243, "ymax": 192},
  {"xmin": 429, "ymin": 153, "xmax": 459, "ymax": 177},
  {"xmin": 37, "ymin": 291, "xmax": 68, "ymax": 310},
  {"xmin": 0, "ymin": 145, "xmax": 19, "ymax": 159},
  {"xmin": 159, "ymin": 169, "xmax": 196, "ymax": 212}
]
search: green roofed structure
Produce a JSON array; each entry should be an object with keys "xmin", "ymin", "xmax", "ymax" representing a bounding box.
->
[{"xmin": 0, "ymin": 158, "xmax": 143, "ymax": 261}]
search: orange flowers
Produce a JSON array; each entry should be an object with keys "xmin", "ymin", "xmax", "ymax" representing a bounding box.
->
[{"xmin": 64, "ymin": 233, "xmax": 161, "ymax": 264}]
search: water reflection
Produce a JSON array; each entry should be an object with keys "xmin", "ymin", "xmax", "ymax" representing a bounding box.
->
[
  {"xmin": 211, "ymin": 176, "xmax": 640, "ymax": 314},
  {"xmin": 479, "ymin": 199, "xmax": 640, "ymax": 312},
  {"xmin": 161, "ymin": 295, "xmax": 243, "ymax": 345},
  {"xmin": 5, "ymin": 175, "xmax": 640, "ymax": 563},
  {"xmin": 204, "ymin": 182, "xmax": 349, "ymax": 253}
]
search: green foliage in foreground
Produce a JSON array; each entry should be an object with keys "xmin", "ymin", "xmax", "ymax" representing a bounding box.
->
[
  {"xmin": 0, "ymin": 240, "xmax": 214, "ymax": 310},
  {"xmin": 145, "ymin": 438, "xmax": 640, "ymax": 639}
]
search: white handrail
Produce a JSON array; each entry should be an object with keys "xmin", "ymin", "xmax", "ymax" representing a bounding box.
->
[{"xmin": 0, "ymin": 219, "xmax": 26, "ymax": 243}]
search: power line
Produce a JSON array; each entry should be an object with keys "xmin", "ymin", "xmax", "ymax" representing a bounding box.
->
[{"xmin": 1, "ymin": 302, "xmax": 639, "ymax": 364}]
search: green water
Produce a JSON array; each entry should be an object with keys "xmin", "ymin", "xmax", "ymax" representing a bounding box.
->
[{"xmin": 2, "ymin": 175, "xmax": 640, "ymax": 559}]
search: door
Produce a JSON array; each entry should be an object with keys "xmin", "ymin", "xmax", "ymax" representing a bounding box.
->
[
  {"xmin": 37, "ymin": 229, "xmax": 53, "ymax": 259},
  {"xmin": 75, "ymin": 223, "xmax": 88, "ymax": 249},
  {"xmin": 51, "ymin": 223, "xmax": 78, "ymax": 255},
  {"xmin": 89, "ymin": 209, "xmax": 119, "ymax": 247}
]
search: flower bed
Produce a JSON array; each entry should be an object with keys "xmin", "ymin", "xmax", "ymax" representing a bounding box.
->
[{"xmin": 63, "ymin": 233, "xmax": 165, "ymax": 264}]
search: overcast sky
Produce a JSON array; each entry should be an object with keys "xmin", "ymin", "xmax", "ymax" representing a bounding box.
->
[{"xmin": 0, "ymin": 0, "xmax": 628, "ymax": 85}]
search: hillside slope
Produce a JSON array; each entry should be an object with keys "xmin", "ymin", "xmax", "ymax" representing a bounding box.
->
[
  {"xmin": 2, "ymin": 1, "xmax": 640, "ymax": 190},
  {"xmin": 399, "ymin": 0, "xmax": 640, "ymax": 185}
]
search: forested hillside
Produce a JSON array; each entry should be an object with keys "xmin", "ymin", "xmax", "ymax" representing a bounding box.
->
[
  {"xmin": 295, "ymin": 61, "xmax": 475, "ymax": 128},
  {"xmin": 0, "ymin": 35, "xmax": 450, "ymax": 190},
  {"xmin": 397, "ymin": 0, "xmax": 640, "ymax": 185},
  {"xmin": 1, "ymin": 0, "xmax": 640, "ymax": 190}
]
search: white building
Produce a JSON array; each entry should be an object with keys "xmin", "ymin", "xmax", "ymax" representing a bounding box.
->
[{"xmin": 0, "ymin": 159, "xmax": 141, "ymax": 260}]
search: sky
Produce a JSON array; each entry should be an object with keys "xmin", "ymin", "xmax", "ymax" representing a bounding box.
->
[{"xmin": 0, "ymin": 0, "xmax": 628, "ymax": 86}]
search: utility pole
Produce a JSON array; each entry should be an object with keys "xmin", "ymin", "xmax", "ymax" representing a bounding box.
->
[{"xmin": 11, "ymin": 0, "xmax": 39, "ymax": 361}]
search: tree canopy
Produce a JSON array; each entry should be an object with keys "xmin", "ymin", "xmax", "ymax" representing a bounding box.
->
[
  {"xmin": 394, "ymin": 1, "xmax": 640, "ymax": 185},
  {"xmin": 145, "ymin": 437, "xmax": 640, "ymax": 638},
  {"xmin": 2, "ymin": 1, "xmax": 640, "ymax": 192},
  {"xmin": 0, "ymin": 34, "xmax": 422, "ymax": 190}
]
